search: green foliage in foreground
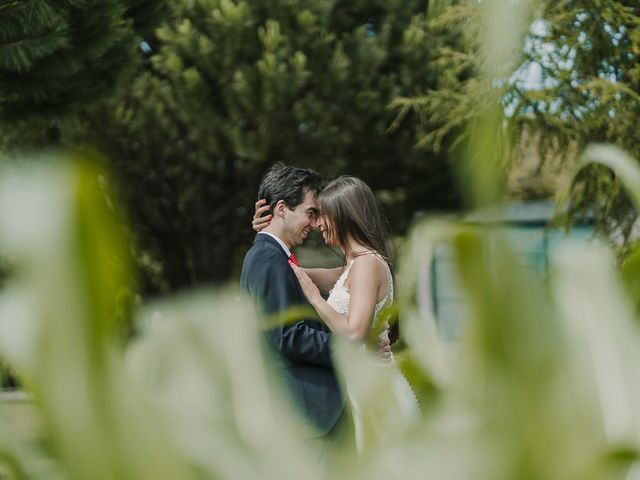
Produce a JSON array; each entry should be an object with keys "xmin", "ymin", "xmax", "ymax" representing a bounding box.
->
[
  {"xmin": 4, "ymin": 1, "xmax": 640, "ymax": 478},
  {"xmin": 2, "ymin": 146, "xmax": 640, "ymax": 478}
]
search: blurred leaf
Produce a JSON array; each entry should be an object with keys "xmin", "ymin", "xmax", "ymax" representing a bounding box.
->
[
  {"xmin": 0, "ymin": 155, "xmax": 190, "ymax": 480},
  {"xmin": 562, "ymin": 144, "xmax": 640, "ymax": 318}
]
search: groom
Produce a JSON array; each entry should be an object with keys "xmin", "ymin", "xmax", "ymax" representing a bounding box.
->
[{"xmin": 240, "ymin": 164, "xmax": 345, "ymax": 438}]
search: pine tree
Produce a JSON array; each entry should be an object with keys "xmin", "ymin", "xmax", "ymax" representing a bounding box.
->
[
  {"xmin": 510, "ymin": 0, "xmax": 640, "ymax": 159},
  {"xmin": 0, "ymin": 0, "xmax": 167, "ymax": 121},
  {"xmin": 507, "ymin": 0, "xmax": 640, "ymax": 249},
  {"xmin": 400, "ymin": 0, "xmax": 640, "ymax": 251},
  {"xmin": 74, "ymin": 0, "xmax": 470, "ymax": 292}
]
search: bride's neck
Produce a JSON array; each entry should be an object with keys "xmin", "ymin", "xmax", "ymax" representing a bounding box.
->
[{"xmin": 344, "ymin": 238, "xmax": 371, "ymax": 261}]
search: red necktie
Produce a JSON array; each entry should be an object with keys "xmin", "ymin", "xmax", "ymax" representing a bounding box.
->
[{"xmin": 289, "ymin": 252, "xmax": 299, "ymax": 266}]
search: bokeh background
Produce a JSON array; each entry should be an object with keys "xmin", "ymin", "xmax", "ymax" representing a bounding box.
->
[
  {"xmin": 4, "ymin": 0, "xmax": 637, "ymax": 296},
  {"xmin": 2, "ymin": 1, "xmax": 640, "ymax": 479}
]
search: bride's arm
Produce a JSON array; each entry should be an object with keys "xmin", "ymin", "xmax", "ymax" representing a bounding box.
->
[
  {"xmin": 289, "ymin": 258, "xmax": 380, "ymax": 342},
  {"xmin": 304, "ymin": 267, "xmax": 343, "ymax": 294}
]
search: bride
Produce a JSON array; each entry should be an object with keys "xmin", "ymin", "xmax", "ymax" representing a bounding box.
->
[{"xmin": 253, "ymin": 175, "xmax": 419, "ymax": 452}]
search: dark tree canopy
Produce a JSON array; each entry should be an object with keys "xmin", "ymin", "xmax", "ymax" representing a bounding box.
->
[
  {"xmin": 68, "ymin": 0, "xmax": 468, "ymax": 293},
  {"xmin": 0, "ymin": 0, "xmax": 167, "ymax": 120},
  {"xmin": 1, "ymin": 0, "xmax": 470, "ymax": 293}
]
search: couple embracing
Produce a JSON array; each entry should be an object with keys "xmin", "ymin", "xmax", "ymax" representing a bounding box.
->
[{"xmin": 239, "ymin": 164, "xmax": 418, "ymax": 456}]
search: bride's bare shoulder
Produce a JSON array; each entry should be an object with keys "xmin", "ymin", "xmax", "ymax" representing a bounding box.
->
[{"xmin": 349, "ymin": 254, "xmax": 387, "ymax": 280}]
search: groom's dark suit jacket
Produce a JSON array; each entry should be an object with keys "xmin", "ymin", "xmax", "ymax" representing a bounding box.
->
[{"xmin": 240, "ymin": 233, "xmax": 344, "ymax": 435}]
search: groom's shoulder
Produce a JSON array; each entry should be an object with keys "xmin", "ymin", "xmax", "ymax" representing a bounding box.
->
[
  {"xmin": 242, "ymin": 242, "xmax": 289, "ymax": 286},
  {"xmin": 245, "ymin": 237, "xmax": 287, "ymax": 264}
]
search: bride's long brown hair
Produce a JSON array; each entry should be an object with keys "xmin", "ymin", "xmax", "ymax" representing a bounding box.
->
[
  {"xmin": 318, "ymin": 176, "xmax": 399, "ymax": 342},
  {"xmin": 318, "ymin": 176, "xmax": 392, "ymax": 266}
]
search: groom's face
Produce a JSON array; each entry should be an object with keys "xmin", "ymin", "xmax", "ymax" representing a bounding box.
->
[{"xmin": 283, "ymin": 189, "xmax": 318, "ymax": 247}]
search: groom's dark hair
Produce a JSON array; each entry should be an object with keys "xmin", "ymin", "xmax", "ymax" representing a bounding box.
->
[{"xmin": 258, "ymin": 163, "xmax": 324, "ymax": 211}]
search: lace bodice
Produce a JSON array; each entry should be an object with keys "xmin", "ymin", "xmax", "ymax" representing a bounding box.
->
[{"xmin": 326, "ymin": 253, "xmax": 394, "ymax": 338}]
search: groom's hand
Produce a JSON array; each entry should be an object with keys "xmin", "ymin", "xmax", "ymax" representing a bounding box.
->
[
  {"xmin": 252, "ymin": 199, "xmax": 272, "ymax": 232},
  {"xmin": 375, "ymin": 336, "xmax": 392, "ymax": 361}
]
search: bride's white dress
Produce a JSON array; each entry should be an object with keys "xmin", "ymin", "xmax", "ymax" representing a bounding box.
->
[{"xmin": 326, "ymin": 254, "xmax": 420, "ymax": 452}]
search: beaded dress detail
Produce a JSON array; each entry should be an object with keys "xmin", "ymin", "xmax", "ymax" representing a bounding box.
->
[{"xmin": 327, "ymin": 258, "xmax": 393, "ymax": 330}]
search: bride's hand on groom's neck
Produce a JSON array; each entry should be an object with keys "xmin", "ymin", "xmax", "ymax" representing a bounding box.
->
[{"xmin": 253, "ymin": 199, "xmax": 272, "ymax": 232}]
